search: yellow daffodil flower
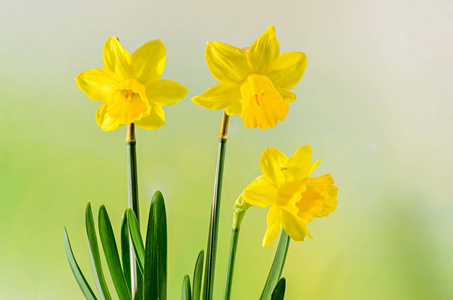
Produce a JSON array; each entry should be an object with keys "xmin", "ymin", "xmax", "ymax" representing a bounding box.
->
[
  {"xmin": 192, "ymin": 25, "xmax": 307, "ymax": 129},
  {"xmin": 76, "ymin": 37, "xmax": 188, "ymax": 131},
  {"xmin": 243, "ymin": 145, "xmax": 338, "ymax": 247}
]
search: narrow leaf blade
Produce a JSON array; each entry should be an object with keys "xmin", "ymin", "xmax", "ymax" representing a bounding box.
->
[
  {"xmin": 260, "ymin": 230, "xmax": 290, "ymax": 300},
  {"xmin": 181, "ymin": 275, "xmax": 192, "ymax": 300},
  {"xmin": 135, "ymin": 270, "xmax": 144, "ymax": 300},
  {"xmin": 121, "ymin": 211, "xmax": 132, "ymax": 293},
  {"xmin": 63, "ymin": 227, "xmax": 98, "ymax": 300},
  {"xmin": 144, "ymin": 191, "xmax": 167, "ymax": 300},
  {"xmin": 192, "ymin": 250, "xmax": 204, "ymax": 300},
  {"xmin": 85, "ymin": 202, "xmax": 112, "ymax": 300},
  {"xmin": 271, "ymin": 278, "xmax": 286, "ymax": 300},
  {"xmin": 98, "ymin": 205, "xmax": 132, "ymax": 300},
  {"xmin": 126, "ymin": 208, "xmax": 145, "ymax": 273}
]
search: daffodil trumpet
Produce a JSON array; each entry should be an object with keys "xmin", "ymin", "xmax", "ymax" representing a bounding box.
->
[{"xmin": 203, "ymin": 110, "xmax": 229, "ymax": 300}]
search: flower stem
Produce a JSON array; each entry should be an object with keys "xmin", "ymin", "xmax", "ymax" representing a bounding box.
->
[
  {"xmin": 203, "ymin": 111, "xmax": 230, "ymax": 300},
  {"xmin": 126, "ymin": 123, "xmax": 140, "ymax": 299},
  {"xmin": 222, "ymin": 227, "xmax": 240, "ymax": 300},
  {"xmin": 222, "ymin": 194, "xmax": 250, "ymax": 300}
]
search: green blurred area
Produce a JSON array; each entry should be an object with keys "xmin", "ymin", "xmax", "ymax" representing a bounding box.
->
[{"xmin": 1, "ymin": 0, "xmax": 452, "ymax": 299}]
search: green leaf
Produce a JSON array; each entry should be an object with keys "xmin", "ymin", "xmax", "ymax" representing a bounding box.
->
[
  {"xmin": 135, "ymin": 271, "xmax": 144, "ymax": 300},
  {"xmin": 126, "ymin": 208, "xmax": 145, "ymax": 273},
  {"xmin": 259, "ymin": 230, "xmax": 290, "ymax": 300},
  {"xmin": 192, "ymin": 250, "xmax": 204, "ymax": 300},
  {"xmin": 181, "ymin": 275, "xmax": 192, "ymax": 300},
  {"xmin": 144, "ymin": 191, "xmax": 167, "ymax": 300},
  {"xmin": 85, "ymin": 202, "xmax": 112, "ymax": 300},
  {"xmin": 121, "ymin": 211, "xmax": 132, "ymax": 293},
  {"xmin": 98, "ymin": 205, "xmax": 132, "ymax": 300},
  {"xmin": 271, "ymin": 278, "xmax": 286, "ymax": 300},
  {"xmin": 63, "ymin": 227, "xmax": 98, "ymax": 300}
]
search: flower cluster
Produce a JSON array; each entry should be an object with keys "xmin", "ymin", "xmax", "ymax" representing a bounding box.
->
[{"xmin": 75, "ymin": 26, "xmax": 338, "ymax": 247}]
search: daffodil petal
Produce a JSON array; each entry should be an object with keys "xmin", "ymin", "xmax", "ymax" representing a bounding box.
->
[
  {"xmin": 75, "ymin": 68, "xmax": 119, "ymax": 102},
  {"xmin": 263, "ymin": 205, "xmax": 282, "ymax": 247},
  {"xmin": 281, "ymin": 210, "xmax": 311, "ymax": 242},
  {"xmin": 260, "ymin": 148, "xmax": 288, "ymax": 186},
  {"xmin": 225, "ymin": 100, "xmax": 242, "ymax": 116},
  {"xmin": 309, "ymin": 159, "xmax": 322, "ymax": 176},
  {"xmin": 192, "ymin": 82, "xmax": 241, "ymax": 110},
  {"xmin": 103, "ymin": 37, "xmax": 132, "ymax": 79},
  {"xmin": 96, "ymin": 102, "xmax": 123, "ymax": 131},
  {"xmin": 277, "ymin": 89, "xmax": 297, "ymax": 103},
  {"xmin": 298, "ymin": 174, "xmax": 338, "ymax": 223},
  {"xmin": 132, "ymin": 39, "xmax": 166, "ymax": 83},
  {"xmin": 243, "ymin": 175, "xmax": 277, "ymax": 207},
  {"xmin": 248, "ymin": 25, "xmax": 280, "ymax": 74},
  {"xmin": 205, "ymin": 41, "xmax": 250, "ymax": 82},
  {"xmin": 268, "ymin": 52, "xmax": 307, "ymax": 90},
  {"xmin": 286, "ymin": 144, "xmax": 313, "ymax": 182},
  {"xmin": 134, "ymin": 104, "xmax": 165, "ymax": 130},
  {"xmin": 145, "ymin": 79, "xmax": 187, "ymax": 106}
]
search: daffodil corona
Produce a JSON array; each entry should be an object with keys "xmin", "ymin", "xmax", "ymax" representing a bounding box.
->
[
  {"xmin": 243, "ymin": 145, "xmax": 338, "ymax": 247},
  {"xmin": 192, "ymin": 25, "xmax": 307, "ymax": 129},
  {"xmin": 76, "ymin": 37, "xmax": 187, "ymax": 131}
]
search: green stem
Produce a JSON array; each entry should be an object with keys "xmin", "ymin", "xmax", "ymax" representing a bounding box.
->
[
  {"xmin": 222, "ymin": 227, "xmax": 239, "ymax": 300},
  {"xmin": 203, "ymin": 111, "xmax": 230, "ymax": 300},
  {"xmin": 126, "ymin": 123, "xmax": 140, "ymax": 299},
  {"xmin": 222, "ymin": 194, "xmax": 250, "ymax": 300}
]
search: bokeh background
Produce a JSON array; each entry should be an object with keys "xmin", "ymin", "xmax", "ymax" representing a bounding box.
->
[{"xmin": 1, "ymin": 0, "xmax": 452, "ymax": 299}]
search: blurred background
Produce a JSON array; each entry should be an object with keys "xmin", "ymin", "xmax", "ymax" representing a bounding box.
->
[{"xmin": 1, "ymin": 0, "xmax": 452, "ymax": 299}]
